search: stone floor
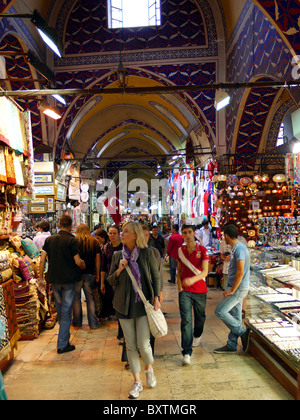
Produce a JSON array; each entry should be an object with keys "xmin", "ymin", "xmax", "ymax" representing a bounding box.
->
[{"xmin": 2, "ymin": 263, "xmax": 293, "ymax": 401}]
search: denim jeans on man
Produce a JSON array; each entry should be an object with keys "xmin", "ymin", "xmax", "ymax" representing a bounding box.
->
[
  {"xmin": 169, "ymin": 256, "xmax": 177, "ymax": 283},
  {"xmin": 179, "ymin": 290, "xmax": 207, "ymax": 356},
  {"xmin": 215, "ymin": 286, "xmax": 249, "ymax": 350},
  {"xmin": 72, "ymin": 274, "xmax": 98, "ymax": 328},
  {"xmin": 52, "ymin": 282, "xmax": 76, "ymax": 349}
]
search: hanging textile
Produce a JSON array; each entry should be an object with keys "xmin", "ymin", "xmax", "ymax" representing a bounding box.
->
[
  {"xmin": 1, "ymin": 279, "xmax": 20, "ymax": 350},
  {"xmin": 0, "ymin": 147, "xmax": 7, "ymax": 184},
  {"xmin": 5, "ymin": 149, "xmax": 16, "ymax": 184},
  {"xmin": 24, "ymin": 112, "xmax": 35, "ymax": 196},
  {"xmin": 0, "ymin": 285, "xmax": 11, "ymax": 361},
  {"xmin": 14, "ymin": 155, "xmax": 25, "ymax": 187}
]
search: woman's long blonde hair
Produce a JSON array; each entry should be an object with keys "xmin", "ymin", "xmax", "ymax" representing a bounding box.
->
[
  {"xmin": 122, "ymin": 221, "xmax": 148, "ymax": 249},
  {"xmin": 76, "ymin": 224, "xmax": 98, "ymax": 253}
]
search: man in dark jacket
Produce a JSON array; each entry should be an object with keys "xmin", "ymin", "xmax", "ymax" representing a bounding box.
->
[{"xmin": 39, "ymin": 215, "xmax": 85, "ymax": 354}]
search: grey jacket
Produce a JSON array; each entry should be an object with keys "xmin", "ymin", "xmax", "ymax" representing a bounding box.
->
[{"xmin": 107, "ymin": 247, "xmax": 161, "ymax": 317}]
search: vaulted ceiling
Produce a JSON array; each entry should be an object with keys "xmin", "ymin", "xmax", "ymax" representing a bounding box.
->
[{"xmin": 0, "ymin": 0, "xmax": 299, "ymax": 180}]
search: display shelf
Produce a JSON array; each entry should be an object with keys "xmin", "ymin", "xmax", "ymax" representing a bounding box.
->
[{"xmin": 246, "ymin": 248, "xmax": 300, "ymax": 399}]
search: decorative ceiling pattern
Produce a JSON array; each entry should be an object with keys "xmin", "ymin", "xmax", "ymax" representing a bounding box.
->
[
  {"xmin": 64, "ymin": 0, "xmax": 207, "ymax": 54},
  {"xmin": 226, "ymin": 1, "xmax": 297, "ymax": 155},
  {"xmin": 0, "ymin": 0, "xmax": 299, "ymax": 171},
  {"xmin": 55, "ymin": 62, "xmax": 217, "ymax": 157},
  {"xmin": 255, "ymin": 0, "xmax": 300, "ymax": 54},
  {"xmin": 235, "ymin": 81, "xmax": 278, "ymax": 169}
]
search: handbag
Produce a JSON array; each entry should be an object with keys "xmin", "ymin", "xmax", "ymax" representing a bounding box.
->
[{"xmin": 124, "ymin": 265, "xmax": 168, "ymax": 338}]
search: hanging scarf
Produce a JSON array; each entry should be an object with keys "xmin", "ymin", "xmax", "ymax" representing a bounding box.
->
[{"xmin": 123, "ymin": 245, "xmax": 142, "ymax": 302}]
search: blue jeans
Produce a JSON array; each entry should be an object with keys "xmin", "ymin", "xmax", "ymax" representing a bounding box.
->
[
  {"xmin": 72, "ymin": 274, "xmax": 98, "ymax": 329},
  {"xmin": 179, "ymin": 290, "xmax": 207, "ymax": 356},
  {"xmin": 215, "ymin": 287, "xmax": 249, "ymax": 350},
  {"xmin": 169, "ymin": 256, "xmax": 177, "ymax": 283},
  {"xmin": 52, "ymin": 282, "xmax": 76, "ymax": 349}
]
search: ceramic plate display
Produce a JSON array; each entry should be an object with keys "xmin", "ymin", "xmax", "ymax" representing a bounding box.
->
[
  {"xmin": 80, "ymin": 191, "xmax": 89, "ymax": 202},
  {"xmin": 257, "ymin": 190, "xmax": 266, "ymax": 197},
  {"xmin": 247, "ymin": 240, "xmax": 256, "ymax": 248},
  {"xmin": 253, "ymin": 175, "xmax": 262, "ymax": 183},
  {"xmin": 240, "ymin": 177, "xmax": 252, "ymax": 186},
  {"xmin": 226, "ymin": 175, "xmax": 239, "ymax": 185},
  {"xmin": 261, "ymin": 174, "xmax": 269, "ymax": 182},
  {"xmin": 80, "ymin": 182, "xmax": 89, "ymax": 192},
  {"xmin": 273, "ymin": 174, "xmax": 286, "ymax": 183},
  {"xmin": 218, "ymin": 174, "xmax": 227, "ymax": 181},
  {"xmin": 80, "ymin": 202, "xmax": 89, "ymax": 212}
]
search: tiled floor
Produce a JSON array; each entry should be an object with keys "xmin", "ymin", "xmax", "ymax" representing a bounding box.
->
[{"xmin": 2, "ymin": 264, "xmax": 293, "ymax": 400}]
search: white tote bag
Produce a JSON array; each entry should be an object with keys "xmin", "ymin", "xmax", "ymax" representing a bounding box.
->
[{"xmin": 125, "ymin": 265, "xmax": 168, "ymax": 338}]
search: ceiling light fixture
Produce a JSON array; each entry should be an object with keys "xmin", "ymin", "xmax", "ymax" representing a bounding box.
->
[
  {"xmin": 115, "ymin": 53, "xmax": 129, "ymax": 88},
  {"xmin": 52, "ymin": 93, "xmax": 66, "ymax": 105},
  {"xmin": 26, "ymin": 51, "xmax": 56, "ymax": 86},
  {"xmin": 214, "ymin": 89, "xmax": 231, "ymax": 111},
  {"xmin": 38, "ymin": 100, "xmax": 61, "ymax": 120},
  {"xmin": 0, "ymin": 10, "xmax": 63, "ymax": 58}
]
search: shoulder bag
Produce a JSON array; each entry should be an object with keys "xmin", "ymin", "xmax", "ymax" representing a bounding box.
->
[
  {"xmin": 124, "ymin": 264, "xmax": 168, "ymax": 338},
  {"xmin": 178, "ymin": 247, "xmax": 202, "ymax": 276}
]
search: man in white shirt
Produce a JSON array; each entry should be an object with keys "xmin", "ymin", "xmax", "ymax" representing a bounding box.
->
[
  {"xmin": 33, "ymin": 220, "xmax": 51, "ymax": 251},
  {"xmin": 199, "ymin": 220, "xmax": 212, "ymax": 248}
]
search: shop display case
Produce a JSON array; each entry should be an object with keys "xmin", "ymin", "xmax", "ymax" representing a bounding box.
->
[{"xmin": 246, "ymin": 248, "xmax": 300, "ymax": 399}]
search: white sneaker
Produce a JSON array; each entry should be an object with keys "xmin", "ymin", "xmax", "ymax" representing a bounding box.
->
[
  {"xmin": 145, "ymin": 366, "xmax": 157, "ymax": 388},
  {"xmin": 128, "ymin": 381, "xmax": 143, "ymax": 399},
  {"xmin": 192, "ymin": 336, "xmax": 202, "ymax": 347},
  {"xmin": 182, "ymin": 354, "xmax": 191, "ymax": 365}
]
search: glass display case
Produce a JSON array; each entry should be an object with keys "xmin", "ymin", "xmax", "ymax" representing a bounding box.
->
[{"xmin": 246, "ymin": 248, "xmax": 300, "ymax": 399}]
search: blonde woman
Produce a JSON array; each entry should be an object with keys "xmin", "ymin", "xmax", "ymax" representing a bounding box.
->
[
  {"xmin": 107, "ymin": 221, "xmax": 161, "ymax": 399},
  {"xmin": 73, "ymin": 224, "xmax": 101, "ymax": 329}
]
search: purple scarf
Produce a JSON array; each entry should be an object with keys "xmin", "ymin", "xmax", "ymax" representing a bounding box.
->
[{"xmin": 123, "ymin": 245, "xmax": 141, "ymax": 302}]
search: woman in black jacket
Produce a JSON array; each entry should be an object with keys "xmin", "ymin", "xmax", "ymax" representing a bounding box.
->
[{"xmin": 107, "ymin": 221, "xmax": 160, "ymax": 399}]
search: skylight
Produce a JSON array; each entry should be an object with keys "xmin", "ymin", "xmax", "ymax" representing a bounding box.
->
[{"xmin": 108, "ymin": 0, "xmax": 161, "ymax": 29}]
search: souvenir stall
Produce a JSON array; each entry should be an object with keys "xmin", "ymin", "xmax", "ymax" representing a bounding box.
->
[
  {"xmin": 0, "ymin": 96, "xmax": 46, "ymax": 370},
  {"xmin": 168, "ymin": 164, "xmax": 221, "ymax": 237},
  {"xmin": 66, "ymin": 162, "xmax": 87, "ymax": 231},
  {"xmin": 213, "ymin": 155, "xmax": 300, "ymax": 399},
  {"xmin": 20, "ymin": 161, "xmax": 58, "ymax": 238}
]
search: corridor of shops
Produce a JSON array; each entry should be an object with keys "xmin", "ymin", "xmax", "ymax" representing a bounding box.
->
[{"xmin": 1, "ymin": 0, "xmax": 300, "ymax": 402}]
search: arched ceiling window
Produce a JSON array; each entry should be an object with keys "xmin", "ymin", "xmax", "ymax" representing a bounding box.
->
[{"xmin": 107, "ymin": 0, "xmax": 161, "ymax": 29}]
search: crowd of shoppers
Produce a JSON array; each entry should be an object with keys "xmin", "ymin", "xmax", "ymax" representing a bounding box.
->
[{"xmin": 37, "ymin": 216, "xmax": 250, "ymax": 399}]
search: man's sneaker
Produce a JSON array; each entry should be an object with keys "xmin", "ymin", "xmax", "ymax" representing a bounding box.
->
[
  {"xmin": 241, "ymin": 328, "xmax": 251, "ymax": 352},
  {"xmin": 182, "ymin": 354, "xmax": 191, "ymax": 365},
  {"xmin": 213, "ymin": 345, "xmax": 236, "ymax": 354},
  {"xmin": 128, "ymin": 381, "xmax": 143, "ymax": 399},
  {"xmin": 192, "ymin": 336, "xmax": 202, "ymax": 347},
  {"xmin": 145, "ymin": 366, "xmax": 157, "ymax": 388}
]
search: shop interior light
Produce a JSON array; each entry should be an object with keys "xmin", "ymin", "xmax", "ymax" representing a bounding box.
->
[
  {"xmin": 214, "ymin": 90, "xmax": 231, "ymax": 111},
  {"xmin": 31, "ymin": 10, "xmax": 63, "ymax": 57},
  {"xmin": 38, "ymin": 100, "xmax": 61, "ymax": 120},
  {"xmin": 0, "ymin": 10, "xmax": 63, "ymax": 58},
  {"xmin": 115, "ymin": 53, "xmax": 129, "ymax": 88},
  {"xmin": 52, "ymin": 93, "xmax": 66, "ymax": 105}
]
